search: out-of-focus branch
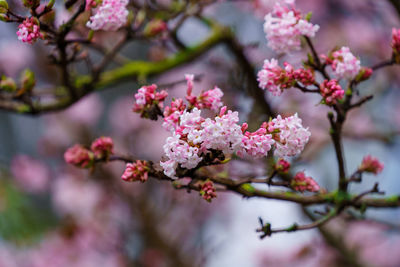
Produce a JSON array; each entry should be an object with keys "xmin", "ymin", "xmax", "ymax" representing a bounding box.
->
[{"xmin": 257, "ymin": 209, "xmax": 337, "ymax": 238}]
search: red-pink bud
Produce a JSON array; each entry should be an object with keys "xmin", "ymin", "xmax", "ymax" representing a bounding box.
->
[
  {"xmin": 121, "ymin": 160, "xmax": 149, "ymax": 182},
  {"xmin": 200, "ymin": 181, "xmax": 217, "ymax": 202},
  {"xmin": 291, "ymin": 171, "xmax": 320, "ymax": 193},
  {"xmin": 274, "ymin": 158, "xmax": 291, "ymax": 173},
  {"xmin": 90, "ymin": 136, "xmax": 114, "ymax": 159},
  {"xmin": 64, "ymin": 144, "xmax": 94, "ymax": 168},
  {"xmin": 359, "ymin": 155, "xmax": 384, "ymax": 175}
]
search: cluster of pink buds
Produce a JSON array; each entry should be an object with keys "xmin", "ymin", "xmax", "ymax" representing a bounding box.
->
[
  {"xmin": 64, "ymin": 145, "xmax": 94, "ymax": 168},
  {"xmin": 200, "ymin": 180, "xmax": 217, "ymax": 202},
  {"xmin": 359, "ymin": 155, "xmax": 384, "ymax": 175},
  {"xmin": 263, "ymin": 2, "xmax": 319, "ymax": 53},
  {"xmin": 257, "ymin": 59, "xmax": 315, "ymax": 96},
  {"xmin": 90, "ymin": 136, "xmax": 114, "ymax": 159},
  {"xmin": 319, "ymin": 79, "xmax": 344, "ymax": 105},
  {"xmin": 185, "ymin": 74, "xmax": 224, "ymax": 112},
  {"xmin": 133, "ymin": 84, "xmax": 168, "ymax": 120},
  {"xmin": 274, "ymin": 158, "xmax": 291, "ymax": 173},
  {"xmin": 291, "ymin": 171, "xmax": 320, "ymax": 192},
  {"xmin": 16, "ymin": 17, "xmax": 44, "ymax": 44},
  {"xmin": 293, "ymin": 68, "xmax": 315, "ymax": 86},
  {"xmin": 64, "ymin": 137, "xmax": 114, "ymax": 168},
  {"xmin": 121, "ymin": 160, "xmax": 150, "ymax": 182}
]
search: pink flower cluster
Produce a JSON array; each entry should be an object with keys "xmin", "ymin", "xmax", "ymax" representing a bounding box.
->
[
  {"xmin": 161, "ymin": 106, "xmax": 310, "ymax": 178},
  {"xmin": 64, "ymin": 137, "xmax": 114, "ymax": 168},
  {"xmin": 330, "ymin": 47, "xmax": 361, "ymax": 80},
  {"xmin": 274, "ymin": 158, "xmax": 291, "ymax": 173},
  {"xmin": 160, "ymin": 107, "xmax": 243, "ymax": 178},
  {"xmin": 291, "ymin": 171, "xmax": 320, "ymax": 192},
  {"xmin": 91, "ymin": 136, "xmax": 114, "ymax": 159},
  {"xmin": 392, "ymin": 28, "xmax": 400, "ymax": 55},
  {"xmin": 133, "ymin": 84, "xmax": 168, "ymax": 118},
  {"xmin": 64, "ymin": 145, "xmax": 94, "ymax": 168},
  {"xmin": 17, "ymin": 18, "xmax": 43, "ymax": 44},
  {"xmin": 263, "ymin": 3, "xmax": 319, "ymax": 53},
  {"xmin": 200, "ymin": 181, "xmax": 217, "ymax": 202},
  {"xmin": 86, "ymin": 0, "xmax": 129, "ymax": 31},
  {"xmin": 359, "ymin": 155, "xmax": 384, "ymax": 175},
  {"xmin": 268, "ymin": 113, "xmax": 311, "ymax": 157},
  {"xmin": 130, "ymin": 77, "xmax": 311, "ymax": 178},
  {"xmin": 121, "ymin": 160, "xmax": 149, "ymax": 182},
  {"xmin": 319, "ymin": 79, "xmax": 344, "ymax": 105},
  {"xmin": 257, "ymin": 59, "xmax": 314, "ymax": 96},
  {"xmin": 237, "ymin": 123, "xmax": 275, "ymax": 158},
  {"xmin": 185, "ymin": 74, "xmax": 224, "ymax": 112}
]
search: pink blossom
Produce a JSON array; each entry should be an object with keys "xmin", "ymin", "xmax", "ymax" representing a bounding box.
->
[
  {"xmin": 52, "ymin": 175, "xmax": 103, "ymax": 219},
  {"xmin": 200, "ymin": 107, "xmax": 243, "ymax": 154},
  {"xmin": 200, "ymin": 181, "xmax": 217, "ymax": 202},
  {"xmin": 263, "ymin": 3, "xmax": 319, "ymax": 53},
  {"xmin": 238, "ymin": 126, "xmax": 275, "ymax": 158},
  {"xmin": 11, "ymin": 155, "xmax": 50, "ymax": 193},
  {"xmin": 391, "ymin": 28, "xmax": 400, "ymax": 54},
  {"xmin": 359, "ymin": 155, "xmax": 384, "ymax": 175},
  {"xmin": 185, "ymin": 74, "xmax": 224, "ymax": 112},
  {"xmin": 257, "ymin": 59, "xmax": 295, "ymax": 96},
  {"xmin": 291, "ymin": 171, "xmax": 319, "ymax": 192},
  {"xmin": 86, "ymin": 0, "xmax": 129, "ymax": 31},
  {"xmin": 331, "ymin": 47, "xmax": 361, "ymax": 80},
  {"xmin": 274, "ymin": 158, "xmax": 291, "ymax": 173},
  {"xmin": 133, "ymin": 84, "xmax": 168, "ymax": 119},
  {"xmin": 268, "ymin": 113, "xmax": 311, "ymax": 157},
  {"xmin": 64, "ymin": 144, "xmax": 94, "ymax": 168},
  {"xmin": 160, "ymin": 107, "xmax": 243, "ymax": 178},
  {"xmin": 90, "ymin": 136, "xmax": 114, "ymax": 159},
  {"xmin": 121, "ymin": 160, "xmax": 149, "ymax": 182},
  {"xmin": 162, "ymin": 98, "xmax": 186, "ymax": 132},
  {"xmin": 320, "ymin": 79, "xmax": 344, "ymax": 105},
  {"xmin": 16, "ymin": 18, "xmax": 44, "ymax": 44}
]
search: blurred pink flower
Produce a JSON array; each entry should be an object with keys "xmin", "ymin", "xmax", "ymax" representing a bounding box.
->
[
  {"xmin": 0, "ymin": 41, "xmax": 33, "ymax": 76},
  {"xmin": 63, "ymin": 94, "xmax": 104, "ymax": 126},
  {"xmin": 52, "ymin": 175, "xmax": 103, "ymax": 219},
  {"xmin": 11, "ymin": 155, "xmax": 50, "ymax": 193}
]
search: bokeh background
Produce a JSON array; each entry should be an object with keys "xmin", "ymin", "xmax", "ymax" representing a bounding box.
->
[{"xmin": 0, "ymin": 0, "xmax": 400, "ymax": 266}]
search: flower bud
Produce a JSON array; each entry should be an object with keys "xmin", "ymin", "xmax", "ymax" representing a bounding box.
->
[
  {"xmin": 144, "ymin": 19, "xmax": 167, "ymax": 37},
  {"xmin": 0, "ymin": 76, "xmax": 17, "ymax": 92},
  {"xmin": 0, "ymin": 0, "xmax": 8, "ymax": 13},
  {"xmin": 274, "ymin": 158, "xmax": 291, "ymax": 173},
  {"xmin": 90, "ymin": 136, "xmax": 114, "ymax": 159},
  {"xmin": 20, "ymin": 69, "xmax": 35, "ymax": 92},
  {"xmin": 64, "ymin": 145, "xmax": 94, "ymax": 168},
  {"xmin": 121, "ymin": 160, "xmax": 149, "ymax": 182},
  {"xmin": 22, "ymin": 0, "xmax": 40, "ymax": 8},
  {"xmin": 359, "ymin": 155, "xmax": 384, "ymax": 175},
  {"xmin": 0, "ymin": 13, "xmax": 8, "ymax": 21},
  {"xmin": 355, "ymin": 67, "xmax": 373, "ymax": 83}
]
